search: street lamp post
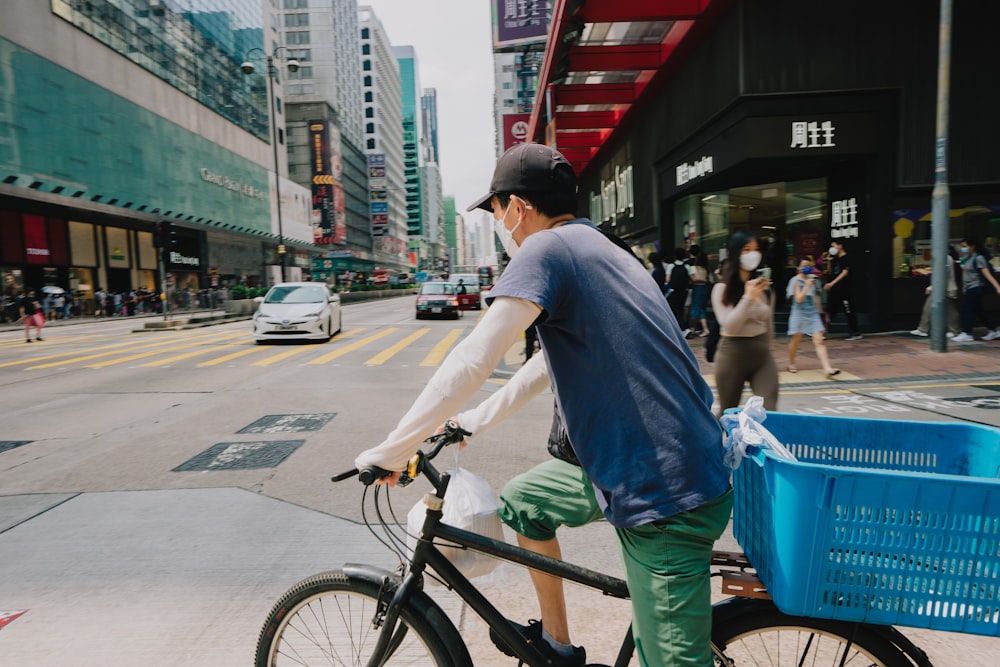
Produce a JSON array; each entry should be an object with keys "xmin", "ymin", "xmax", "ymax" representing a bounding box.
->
[{"xmin": 240, "ymin": 48, "xmax": 300, "ymax": 283}]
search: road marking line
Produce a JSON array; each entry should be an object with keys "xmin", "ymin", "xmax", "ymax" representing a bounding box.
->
[
  {"xmin": 365, "ymin": 328, "xmax": 430, "ymax": 365},
  {"xmin": 143, "ymin": 340, "xmax": 250, "ymax": 367},
  {"xmin": 24, "ymin": 331, "xmax": 237, "ymax": 369},
  {"xmin": 197, "ymin": 346, "xmax": 265, "ymax": 367},
  {"xmin": 249, "ymin": 328, "xmax": 366, "ymax": 366},
  {"xmin": 80, "ymin": 332, "xmax": 244, "ymax": 369},
  {"xmin": 1, "ymin": 332, "xmax": 195, "ymax": 368},
  {"xmin": 307, "ymin": 328, "xmax": 397, "ymax": 364},
  {"xmin": 420, "ymin": 328, "xmax": 463, "ymax": 367}
]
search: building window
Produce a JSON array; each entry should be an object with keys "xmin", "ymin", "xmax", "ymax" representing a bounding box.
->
[
  {"xmin": 365, "ymin": 91, "xmax": 373, "ymax": 102},
  {"xmin": 366, "ymin": 122, "xmax": 375, "ymax": 134},
  {"xmin": 361, "ymin": 27, "xmax": 370, "ymax": 39},
  {"xmin": 363, "ymin": 60, "xmax": 371, "ymax": 71},
  {"xmin": 365, "ymin": 107, "xmax": 374, "ymax": 118},
  {"xmin": 279, "ymin": 128, "xmax": 284, "ymax": 144},
  {"xmin": 362, "ymin": 44, "xmax": 370, "ymax": 55},
  {"xmin": 364, "ymin": 75, "xmax": 372, "ymax": 87},
  {"xmin": 367, "ymin": 139, "xmax": 376, "ymax": 150}
]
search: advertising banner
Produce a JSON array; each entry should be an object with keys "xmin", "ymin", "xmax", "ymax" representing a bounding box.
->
[
  {"xmin": 310, "ymin": 120, "xmax": 347, "ymax": 245},
  {"xmin": 502, "ymin": 113, "xmax": 532, "ymax": 152},
  {"xmin": 368, "ymin": 153, "xmax": 388, "ymax": 239},
  {"xmin": 493, "ymin": 0, "xmax": 550, "ymax": 49}
]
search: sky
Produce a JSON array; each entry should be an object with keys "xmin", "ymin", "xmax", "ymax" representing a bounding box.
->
[{"xmin": 363, "ymin": 0, "xmax": 499, "ymax": 224}]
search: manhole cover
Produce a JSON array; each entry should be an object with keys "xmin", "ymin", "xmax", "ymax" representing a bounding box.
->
[
  {"xmin": 0, "ymin": 441, "xmax": 31, "ymax": 455},
  {"xmin": 237, "ymin": 413, "xmax": 337, "ymax": 434},
  {"xmin": 172, "ymin": 440, "xmax": 305, "ymax": 471}
]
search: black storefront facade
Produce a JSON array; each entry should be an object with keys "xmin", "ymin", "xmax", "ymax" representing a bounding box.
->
[{"xmin": 573, "ymin": 0, "xmax": 1000, "ymax": 333}]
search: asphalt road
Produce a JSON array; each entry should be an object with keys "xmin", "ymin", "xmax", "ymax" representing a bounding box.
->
[{"xmin": 0, "ymin": 297, "xmax": 997, "ymax": 665}]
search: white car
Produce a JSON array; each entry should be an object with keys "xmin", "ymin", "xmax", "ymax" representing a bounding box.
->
[{"xmin": 252, "ymin": 282, "xmax": 342, "ymax": 343}]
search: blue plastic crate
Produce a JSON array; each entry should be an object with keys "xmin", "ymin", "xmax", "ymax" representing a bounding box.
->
[{"xmin": 730, "ymin": 412, "xmax": 1000, "ymax": 635}]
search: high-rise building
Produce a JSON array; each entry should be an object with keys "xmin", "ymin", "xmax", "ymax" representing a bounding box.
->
[
  {"xmin": 358, "ymin": 6, "xmax": 410, "ymax": 273},
  {"xmin": 421, "ymin": 88, "xmax": 439, "ymax": 164},
  {"xmin": 279, "ymin": 0, "xmax": 375, "ymax": 281},
  {"xmin": 1, "ymin": 0, "xmax": 315, "ymax": 299},
  {"xmin": 393, "ymin": 46, "xmax": 422, "ymax": 239}
]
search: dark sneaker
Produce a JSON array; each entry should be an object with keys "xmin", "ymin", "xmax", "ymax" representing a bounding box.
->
[
  {"xmin": 489, "ymin": 619, "xmax": 586, "ymax": 666},
  {"xmin": 25, "ymin": 339, "xmax": 31, "ymax": 343},
  {"xmin": 35, "ymin": 337, "xmax": 43, "ymax": 341},
  {"xmin": 845, "ymin": 334, "xmax": 863, "ymax": 341}
]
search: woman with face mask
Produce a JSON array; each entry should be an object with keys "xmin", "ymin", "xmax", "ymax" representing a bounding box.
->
[
  {"xmin": 710, "ymin": 231, "xmax": 779, "ymax": 413},
  {"xmin": 786, "ymin": 258, "xmax": 840, "ymax": 378}
]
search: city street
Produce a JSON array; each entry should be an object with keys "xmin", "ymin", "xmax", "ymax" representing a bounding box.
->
[{"xmin": 1, "ymin": 296, "xmax": 999, "ymax": 665}]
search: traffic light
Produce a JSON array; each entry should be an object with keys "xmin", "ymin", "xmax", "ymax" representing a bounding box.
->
[{"xmin": 152, "ymin": 222, "xmax": 164, "ymax": 248}]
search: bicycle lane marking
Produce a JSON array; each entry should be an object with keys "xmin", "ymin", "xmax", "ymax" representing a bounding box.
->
[
  {"xmin": 19, "ymin": 331, "xmax": 230, "ymax": 370},
  {"xmin": 306, "ymin": 328, "xmax": 397, "ymax": 365},
  {"xmin": 364, "ymin": 328, "xmax": 430, "ymax": 365},
  {"xmin": 420, "ymin": 328, "xmax": 464, "ymax": 367},
  {"xmin": 83, "ymin": 331, "xmax": 246, "ymax": 369},
  {"xmin": 245, "ymin": 328, "xmax": 367, "ymax": 367}
]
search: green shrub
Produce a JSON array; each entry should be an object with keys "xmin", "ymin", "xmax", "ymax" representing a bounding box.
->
[{"xmin": 230, "ymin": 285, "xmax": 249, "ymax": 300}]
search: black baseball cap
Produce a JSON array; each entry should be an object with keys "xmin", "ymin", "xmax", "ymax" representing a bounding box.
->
[{"xmin": 467, "ymin": 143, "xmax": 577, "ymax": 212}]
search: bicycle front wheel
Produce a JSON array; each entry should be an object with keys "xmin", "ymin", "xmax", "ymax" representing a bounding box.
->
[
  {"xmin": 713, "ymin": 605, "xmax": 919, "ymax": 667},
  {"xmin": 255, "ymin": 569, "xmax": 464, "ymax": 667}
]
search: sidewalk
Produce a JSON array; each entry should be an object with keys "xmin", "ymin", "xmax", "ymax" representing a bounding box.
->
[{"xmin": 499, "ymin": 329, "xmax": 1000, "ymax": 387}]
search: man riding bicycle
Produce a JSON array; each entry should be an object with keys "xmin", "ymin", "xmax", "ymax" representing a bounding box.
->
[{"xmin": 355, "ymin": 143, "xmax": 732, "ymax": 667}]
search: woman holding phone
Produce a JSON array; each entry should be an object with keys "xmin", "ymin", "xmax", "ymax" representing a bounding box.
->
[
  {"xmin": 786, "ymin": 257, "xmax": 840, "ymax": 378},
  {"xmin": 710, "ymin": 231, "xmax": 779, "ymax": 413}
]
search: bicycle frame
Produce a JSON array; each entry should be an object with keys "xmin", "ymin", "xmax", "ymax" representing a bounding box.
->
[{"xmin": 366, "ymin": 469, "xmax": 634, "ymax": 667}]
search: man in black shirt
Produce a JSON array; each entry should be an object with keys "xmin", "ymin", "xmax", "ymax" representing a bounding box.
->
[{"xmin": 823, "ymin": 240, "xmax": 862, "ymax": 340}]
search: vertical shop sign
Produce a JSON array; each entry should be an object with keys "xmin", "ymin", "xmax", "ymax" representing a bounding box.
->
[
  {"xmin": 368, "ymin": 154, "xmax": 388, "ymax": 238},
  {"xmin": 22, "ymin": 215, "xmax": 50, "ymax": 264},
  {"xmin": 831, "ymin": 197, "xmax": 860, "ymax": 239},
  {"xmin": 502, "ymin": 113, "xmax": 531, "ymax": 152},
  {"xmin": 309, "ymin": 120, "xmax": 347, "ymax": 245}
]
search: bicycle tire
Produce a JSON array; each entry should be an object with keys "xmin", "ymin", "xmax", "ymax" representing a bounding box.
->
[
  {"xmin": 255, "ymin": 569, "xmax": 468, "ymax": 667},
  {"xmin": 712, "ymin": 603, "xmax": 920, "ymax": 667}
]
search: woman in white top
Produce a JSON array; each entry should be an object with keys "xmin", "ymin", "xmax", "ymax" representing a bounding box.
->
[
  {"xmin": 786, "ymin": 257, "xmax": 840, "ymax": 378},
  {"xmin": 710, "ymin": 231, "xmax": 779, "ymax": 413}
]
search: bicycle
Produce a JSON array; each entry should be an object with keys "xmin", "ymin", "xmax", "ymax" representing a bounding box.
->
[{"xmin": 254, "ymin": 421, "xmax": 933, "ymax": 666}]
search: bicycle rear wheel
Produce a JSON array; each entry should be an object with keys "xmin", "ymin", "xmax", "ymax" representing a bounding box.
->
[
  {"xmin": 255, "ymin": 569, "xmax": 465, "ymax": 667},
  {"xmin": 713, "ymin": 605, "xmax": 919, "ymax": 667}
]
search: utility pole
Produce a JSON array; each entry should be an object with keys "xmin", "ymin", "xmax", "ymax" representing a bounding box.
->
[{"xmin": 929, "ymin": 0, "xmax": 952, "ymax": 352}]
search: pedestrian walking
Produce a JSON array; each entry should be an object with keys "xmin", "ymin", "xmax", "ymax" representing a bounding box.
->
[
  {"xmin": 666, "ymin": 247, "xmax": 691, "ymax": 336},
  {"xmin": 688, "ymin": 250, "xmax": 711, "ymax": 336},
  {"xmin": 910, "ymin": 247, "xmax": 961, "ymax": 338},
  {"xmin": 823, "ymin": 240, "xmax": 862, "ymax": 340},
  {"xmin": 18, "ymin": 290, "xmax": 45, "ymax": 342},
  {"xmin": 953, "ymin": 237, "xmax": 1000, "ymax": 342},
  {"xmin": 710, "ymin": 231, "xmax": 779, "ymax": 412},
  {"xmin": 786, "ymin": 258, "xmax": 840, "ymax": 378}
]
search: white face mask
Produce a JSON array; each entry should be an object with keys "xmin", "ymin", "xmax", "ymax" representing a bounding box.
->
[
  {"xmin": 828, "ymin": 246, "xmax": 839, "ymax": 256},
  {"xmin": 740, "ymin": 250, "xmax": 762, "ymax": 272},
  {"xmin": 494, "ymin": 198, "xmax": 526, "ymax": 258}
]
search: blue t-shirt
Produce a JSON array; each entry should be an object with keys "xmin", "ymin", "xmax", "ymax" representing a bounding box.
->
[{"xmin": 487, "ymin": 219, "xmax": 730, "ymax": 528}]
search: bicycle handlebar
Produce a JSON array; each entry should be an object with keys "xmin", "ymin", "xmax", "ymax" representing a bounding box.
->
[{"xmin": 331, "ymin": 420, "xmax": 471, "ymax": 486}]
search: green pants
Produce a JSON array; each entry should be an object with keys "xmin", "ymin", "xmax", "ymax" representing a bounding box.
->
[{"xmin": 616, "ymin": 489, "xmax": 733, "ymax": 667}]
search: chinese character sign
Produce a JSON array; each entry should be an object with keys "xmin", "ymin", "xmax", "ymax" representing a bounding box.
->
[
  {"xmin": 831, "ymin": 197, "xmax": 859, "ymax": 239},
  {"xmin": 790, "ymin": 121, "xmax": 836, "ymax": 149},
  {"xmin": 494, "ymin": 0, "xmax": 549, "ymax": 47},
  {"xmin": 309, "ymin": 120, "xmax": 346, "ymax": 245}
]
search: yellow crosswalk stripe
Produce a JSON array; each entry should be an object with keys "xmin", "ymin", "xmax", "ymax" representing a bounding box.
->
[
  {"xmin": 364, "ymin": 328, "xmax": 429, "ymax": 365},
  {"xmin": 197, "ymin": 346, "xmax": 265, "ymax": 367},
  {"xmin": 307, "ymin": 328, "xmax": 397, "ymax": 365},
  {"xmin": 253, "ymin": 328, "xmax": 367, "ymax": 366},
  {"xmin": 420, "ymin": 328, "xmax": 464, "ymax": 367},
  {"xmin": 143, "ymin": 340, "xmax": 251, "ymax": 367},
  {"xmin": 24, "ymin": 331, "xmax": 236, "ymax": 370},
  {"xmin": 1, "ymin": 331, "xmax": 194, "ymax": 368},
  {"xmin": 83, "ymin": 332, "xmax": 245, "ymax": 369}
]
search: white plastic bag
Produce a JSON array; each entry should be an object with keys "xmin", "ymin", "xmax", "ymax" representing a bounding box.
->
[
  {"xmin": 721, "ymin": 395, "xmax": 797, "ymax": 470},
  {"xmin": 407, "ymin": 467, "xmax": 505, "ymax": 580}
]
